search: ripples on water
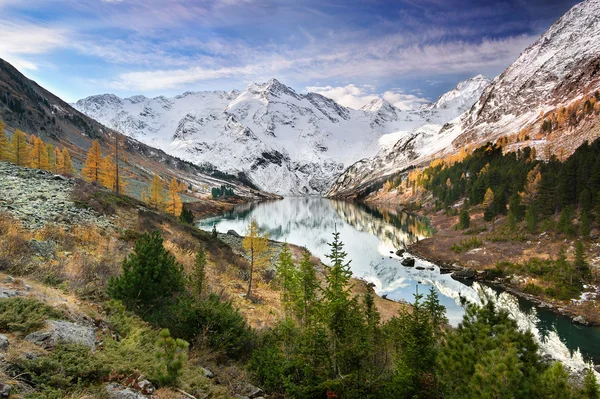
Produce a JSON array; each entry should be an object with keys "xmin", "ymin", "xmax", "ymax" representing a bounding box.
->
[{"xmin": 198, "ymin": 197, "xmax": 599, "ymax": 372}]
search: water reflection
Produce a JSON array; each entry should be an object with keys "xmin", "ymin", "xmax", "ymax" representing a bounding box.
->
[{"xmin": 198, "ymin": 197, "xmax": 599, "ymax": 371}]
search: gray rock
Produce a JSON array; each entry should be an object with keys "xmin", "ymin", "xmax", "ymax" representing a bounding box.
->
[
  {"xmin": 3, "ymin": 276, "xmax": 13, "ymax": 283},
  {"xmin": 29, "ymin": 239, "xmax": 57, "ymax": 258},
  {"xmin": 396, "ymin": 249, "xmax": 405, "ymax": 256},
  {"xmin": 243, "ymin": 383, "xmax": 264, "ymax": 399},
  {"xmin": 201, "ymin": 366, "xmax": 214, "ymax": 378},
  {"xmin": 25, "ymin": 320, "xmax": 96, "ymax": 350},
  {"xmin": 227, "ymin": 229, "xmax": 241, "ymax": 237},
  {"xmin": 0, "ymin": 334, "xmax": 8, "ymax": 350},
  {"xmin": 401, "ymin": 258, "xmax": 415, "ymax": 267},
  {"xmin": 451, "ymin": 269, "xmax": 476, "ymax": 280},
  {"xmin": 105, "ymin": 383, "xmax": 148, "ymax": 399},
  {"xmin": 572, "ymin": 316, "xmax": 588, "ymax": 325},
  {"xmin": 0, "ymin": 383, "xmax": 10, "ymax": 398},
  {"xmin": 0, "ymin": 289, "xmax": 20, "ymax": 298}
]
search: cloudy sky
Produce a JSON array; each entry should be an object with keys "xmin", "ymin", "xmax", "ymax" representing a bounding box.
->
[{"xmin": 0, "ymin": 0, "xmax": 580, "ymax": 107}]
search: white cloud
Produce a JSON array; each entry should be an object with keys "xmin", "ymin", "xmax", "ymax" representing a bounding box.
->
[
  {"xmin": 306, "ymin": 84, "xmax": 380, "ymax": 109},
  {"xmin": 0, "ymin": 21, "xmax": 67, "ymax": 70},
  {"xmin": 382, "ymin": 91, "xmax": 429, "ymax": 110}
]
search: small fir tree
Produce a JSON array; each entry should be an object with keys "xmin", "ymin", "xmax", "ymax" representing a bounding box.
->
[{"xmin": 179, "ymin": 206, "xmax": 194, "ymax": 224}]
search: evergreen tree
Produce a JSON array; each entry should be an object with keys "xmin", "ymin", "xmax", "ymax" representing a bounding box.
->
[
  {"xmin": 525, "ymin": 204, "xmax": 539, "ymax": 233},
  {"xmin": 166, "ymin": 177, "xmax": 183, "ymax": 217},
  {"xmin": 574, "ymin": 241, "xmax": 591, "ymax": 280},
  {"xmin": 0, "ymin": 119, "xmax": 9, "ymax": 161},
  {"xmin": 275, "ymin": 244, "xmax": 299, "ymax": 317},
  {"xmin": 580, "ymin": 210, "xmax": 591, "ymax": 238},
  {"xmin": 212, "ymin": 224, "xmax": 218, "ymax": 239},
  {"xmin": 107, "ymin": 231, "xmax": 186, "ymax": 315},
  {"xmin": 508, "ymin": 192, "xmax": 525, "ymax": 230},
  {"xmin": 296, "ymin": 249, "xmax": 319, "ymax": 326},
  {"xmin": 557, "ymin": 206, "xmax": 576, "ymax": 237},
  {"xmin": 242, "ymin": 218, "xmax": 270, "ymax": 298},
  {"xmin": 424, "ymin": 286, "xmax": 447, "ymax": 338},
  {"xmin": 61, "ymin": 148, "xmax": 73, "ymax": 176},
  {"xmin": 458, "ymin": 207, "xmax": 470, "ymax": 230},
  {"xmin": 537, "ymin": 362, "xmax": 574, "ymax": 399},
  {"xmin": 581, "ymin": 368, "xmax": 600, "ymax": 399},
  {"xmin": 179, "ymin": 206, "xmax": 194, "ymax": 224},
  {"xmin": 190, "ymin": 248, "xmax": 207, "ymax": 299},
  {"xmin": 82, "ymin": 140, "xmax": 103, "ymax": 183},
  {"xmin": 154, "ymin": 329, "xmax": 189, "ymax": 387},
  {"xmin": 9, "ymin": 129, "xmax": 30, "ymax": 166}
]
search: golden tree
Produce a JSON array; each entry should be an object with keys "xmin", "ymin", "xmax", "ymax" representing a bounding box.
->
[
  {"xmin": 242, "ymin": 218, "xmax": 270, "ymax": 298},
  {"xmin": 483, "ymin": 188, "xmax": 495, "ymax": 209},
  {"xmin": 105, "ymin": 135, "xmax": 127, "ymax": 194},
  {"xmin": 55, "ymin": 147, "xmax": 65, "ymax": 174},
  {"xmin": 100, "ymin": 155, "xmax": 127, "ymax": 193},
  {"xmin": 146, "ymin": 173, "xmax": 165, "ymax": 209},
  {"xmin": 0, "ymin": 119, "xmax": 9, "ymax": 161},
  {"xmin": 9, "ymin": 129, "xmax": 30, "ymax": 166},
  {"xmin": 166, "ymin": 177, "xmax": 183, "ymax": 216},
  {"xmin": 61, "ymin": 148, "xmax": 74, "ymax": 176},
  {"xmin": 29, "ymin": 136, "xmax": 50, "ymax": 171},
  {"xmin": 46, "ymin": 142, "xmax": 56, "ymax": 172},
  {"xmin": 520, "ymin": 165, "xmax": 542, "ymax": 206},
  {"xmin": 82, "ymin": 140, "xmax": 103, "ymax": 183}
]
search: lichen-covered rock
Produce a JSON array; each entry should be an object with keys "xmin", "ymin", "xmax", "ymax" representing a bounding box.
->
[
  {"xmin": 105, "ymin": 383, "xmax": 148, "ymax": 399},
  {"xmin": 0, "ymin": 383, "xmax": 11, "ymax": 399},
  {"xmin": 0, "ymin": 334, "xmax": 7, "ymax": 350},
  {"xmin": 25, "ymin": 320, "xmax": 96, "ymax": 350}
]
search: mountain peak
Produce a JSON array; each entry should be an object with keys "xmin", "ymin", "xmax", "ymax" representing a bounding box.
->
[
  {"xmin": 433, "ymin": 75, "xmax": 491, "ymax": 110},
  {"xmin": 361, "ymin": 98, "xmax": 396, "ymax": 113}
]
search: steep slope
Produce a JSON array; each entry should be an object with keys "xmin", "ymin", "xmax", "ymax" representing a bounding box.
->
[
  {"xmin": 0, "ymin": 58, "xmax": 266, "ymax": 199},
  {"xmin": 329, "ymin": 0, "xmax": 600, "ymax": 198},
  {"xmin": 75, "ymin": 77, "xmax": 489, "ymax": 195}
]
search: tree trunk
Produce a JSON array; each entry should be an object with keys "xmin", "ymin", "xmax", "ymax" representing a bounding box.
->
[{"xmin": 247, "ymin": 246, "xmax": 254, "ymax": 298}]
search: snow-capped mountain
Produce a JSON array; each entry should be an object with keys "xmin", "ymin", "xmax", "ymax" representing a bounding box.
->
[
  {"xmin": 75, "ymin": 76, "xmax": 489, "ymax": 195},
  {"xmin": 328, "ymin": 0, "xmax": 600, "ymax": 198}
]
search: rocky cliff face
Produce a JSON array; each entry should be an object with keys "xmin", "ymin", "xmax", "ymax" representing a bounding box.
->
[
  {"xmin": 328, "ymin": 0, "xmax": 600, "ymax": 198},
  {"xmin": 75, "ymin": 77, "xmax": 489, "ymax": 195}
]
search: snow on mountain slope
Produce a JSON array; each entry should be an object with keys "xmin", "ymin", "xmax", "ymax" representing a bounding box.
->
[
  {"xmin": 75, "ymin": 77, "xmax": 488, "ymax": 195},
  {"xmin": 328, "ymin": 0, "xmax": 600, "ymax": 197}
]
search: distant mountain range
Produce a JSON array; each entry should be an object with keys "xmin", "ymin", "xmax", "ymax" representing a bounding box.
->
[
  {"xmin": 328, "ymin": 0, "xmax": 600, "ymax": 197},
  {"xmin": 74, "ymin": 76, "xmax": 490, "ymax": 195}
]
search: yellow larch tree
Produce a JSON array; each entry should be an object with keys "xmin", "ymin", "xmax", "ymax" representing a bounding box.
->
[
  {"xmin": 0, "ymin": 119, "xmax": 9, "ymax": 161},
  {"xmin": 242, "ymin": 218, "xmax": 270, "ymax": 298},
  {"xmin": 82, "ymin": 140, "xmax": 103, "ymax": 183},
  {"xmin": 520, "ymin": 165, "xmax": 542, "ymax": 206},
  {"xmin": 100, "ymin": 155, "xmax": 127, "ymax": 193},
  {"xmin": 483, "ymin": 188, "xmax": 495, "ymax": 209},
  {"xmin": 9, "ymin": 129, "xmax": 30, "ymax": 166},
  {"xmin": 54, "ymin": 147, "xmax": 65, "ymax": 174},
  {"xmin": 106, "ymin": 135, "xmax": 127, "ymax": 194},
  {"xmin": 61, "ymin": 148, "xmax": 74, "ymax": 176},
  {"xmin": 46, "ymin": 142, "xmax": 56, "ymax": 172},
  {"xmin": 166, "ymin": 177, "xmax": 183, "ymax": 216},
  {"xmin": 146, "ymin": 173, "xmax": 165, "ymax": 209}
]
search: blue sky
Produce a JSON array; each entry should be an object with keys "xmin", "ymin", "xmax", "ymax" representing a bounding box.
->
[{"xmin": 0, "ymin": 0, "xmax": 580, "ymax": 107}]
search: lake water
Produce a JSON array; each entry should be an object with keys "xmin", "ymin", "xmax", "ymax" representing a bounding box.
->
[{"xmin": 198, "ymin": 197, "xmax": 600, "ymax": 371}]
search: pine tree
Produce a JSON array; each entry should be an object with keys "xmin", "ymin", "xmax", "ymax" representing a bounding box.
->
[
  {"xmin": 166, "ymin": 177, "xmax": 183, "ymax": 216},
  {"xmin": 107, "ymin": 231, "xmax": 185, "ymax": 314},
  {"xmin": 508, "ymin": 192, "xmax": 524, "ymax": 231},
  {"xmin": 179, "ymin": 206, "xmax": 194, "ymax": 224},
  {"xmin": 275, "ymin": 244, "xmax": 298, "ymax": 317},
  {"xmin": 537, "ymin": 362, "xmax": 574, "ymax": 399},
  {"xmin": 0, "ymin": 119, "xmax": 9, "ymax": 161},
  {"xmin": 581, "ymin": 368, "xmax": 600, "ymax": 399},
  {"xmin": 242, "ymin": 218, "xmax": 270, "ymax": 298},
  {"xmin": 82, "ymin": 140, "xmax": 103, "ymax": 183},
  {"xmin": 424, "ymin": 286, "xmax": 447, "ymax": 337},
  {"xmin": 580, "ymin": 210, "xmax": 591, "ymax": 237},
  {"xmin": 557, "ymin": 206, "xmax": 576, "ymax": 237},
  {"xmin": 525, "ymin": 203, "xmax": 539, "ymax": 233},
  {"xmin": 154, "ymin": 328, "xmax": 189, "ymax": 387},
  {"xmin": 61, "ymin": 148, "xmax": 73, "ymax": 176},
  {"xmin": 9, "ymin": 129, "xmax": 30, "ymax": 166},
  {"xmin": 574, "ymin": 241, "xmax": 591, "ymax": 280},
  {"xmin": 190, "ymin": 248, "xmax": 207, "ymax": 299},
  {"xmin": 147, "ymin": 174, "xmax": 165, "ymax": 210},
  {"xmin": 297, "ymin": 249, "xmax": 319, "ymax": 326},
  {"xmin": 458, "ymin": 207, "xmax": 470, "ymax": 230}
]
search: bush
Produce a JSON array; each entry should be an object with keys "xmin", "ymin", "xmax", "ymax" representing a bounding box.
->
[
  {"xmin": 155, "ymin": 329, "xmax": 189, "ymax": 387},
  {"xmin": 0, "ymin": 297, "xmax": 66, "ymax": 334},
  {"xmin": 451, "ymin": 237, "xmax": 483, "ymax": 253},
  {"xmin": 523, "ymin": 283, "xmax": 544, "ymax": 296}
]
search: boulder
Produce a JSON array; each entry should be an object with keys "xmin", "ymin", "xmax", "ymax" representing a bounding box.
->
[
  {"xmin": 29, "ymin": 239, "xmax": 57, "ymax": 258},
  {"xmin": 415, "ymin": 266, "xmax": 425, "ymax": 270},
  {"xmin": 0, "ymin": 383, "xmax": 10, "ymax": 399},
  {"xmin": 572, "ymin": 316, "xmax": 589, "ymax": 325},
  {"xmin": 201, "ymin": 367, "xmax": 214, "ymax": 378},
  {"xmin": 451, "ymin": 269, "xmax": 476, "ymax": 280},
  {"xmin": 401, "ymin": 258, "xmax": 415, "ymax": 267},
  {"xmin": 105, "ymin": 383, "xmax": 147, "ymax": 399},
  {"xmin": 227, "ymin": 229, "xmax": 241, "ymax": 237},
  {"xmin": 0, "ymin": 334, "xmax": 8, "ymax": 350},
  {"xmin": 241, "ymin": 383, "xmax": 264, "ymax": 399},
  {"xmin": 395, "ymin": 249, "xmax": 405, "ymax": 256},
  {"xmin": 25, "ymin": 320, "xmax": 96, "ymax": 350}
]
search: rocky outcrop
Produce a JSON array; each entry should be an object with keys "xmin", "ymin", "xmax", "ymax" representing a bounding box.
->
[
  {"xmin": 0, "ymin": 162, "xmax": 114, "ymax": 230},
  {"xmin": 25, "ymin": 320, "xmax": 96, "ymax": 350}
]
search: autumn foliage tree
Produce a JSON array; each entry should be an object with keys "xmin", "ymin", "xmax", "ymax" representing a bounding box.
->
[
  {"xmin": 242, "ymin": 218, "xmax": 270, "ymax": 298},
  {"xmin": 61, "ymin": 148, "xmax": 73, "ymax": 176},
  {"xmin": 166, "ymin": 177, "xmax": 183, "ymax": 216},
  {"xmin": 82, "ymin": 140, "xmax": 103, "ymax": 183},
  {"xmin": 29, "ymin": 135, "xmax": 50, "ymax": 171},
  {"xmin": 9, "ymin": 129, "xmax": 30, "ymax": 166},
  {"xmin": 144, "ymin": 173, "xmax": 165, "ymax": 210},
  {"xmin": 0, "ymin": 119, "xmax": 9, "ymax": 161}
]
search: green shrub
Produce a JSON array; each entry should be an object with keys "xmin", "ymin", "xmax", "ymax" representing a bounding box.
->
[
  {"xmin": 17, "ymin": 344, "xmax": 108, "ymax": 398},
  {"xmin": 155, "ymin": 329, "xmax": 189, "ymax": 387},
  {"xmin": 523, "ymin": 283, "xmax": 544, "ymax": 296},
  {"xmin": 0, "ymin": 297, "xmax": 66, "ymax": 334},
  {"xmin": 451, "ymin": 237, "xmax": 483, "ymax": 253}
]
